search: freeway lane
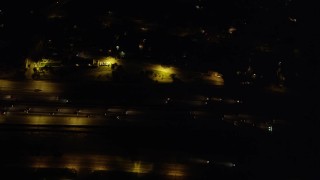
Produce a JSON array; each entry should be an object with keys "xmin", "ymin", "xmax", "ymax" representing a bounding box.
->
[
  {"xmin": 0, "ymin": 106, "xmax": 223, "ymax": 127},
  {"xmin": 0, "ymin": 78, "xmax": 285, "ymax": 132},
  {"xmin": 0, "ymin": 79, "xmax": 300, "ymax": 179},
  {"xmin": 0, "ymin": 79, "xmax": 64, "ymax": 94},
  {"xmin": 0, "ymin": 115, "xmax": 108, "ymax": 126},
  {"xmin": 0, "ymin": 152, "xmax": 238, "ymax": 179}
]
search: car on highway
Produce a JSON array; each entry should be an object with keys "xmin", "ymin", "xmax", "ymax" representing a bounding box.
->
[
  {"xmin": 59, "ymin": 98, "xmax": 69, "ymax": 103},
  {"xmin": 164, "ymin": 97, "xmax": 172, "ymax": 104},
  {"xmin": 34, "ymin": 89, "xmax": 42, "ymax": 92},
  {"xmin": 56, "ymin": 96, "xmax": 70, "ymax": 103},
  {"xmin": 87, "ymin": 114, "xmax": 94, "ymax": 118}
]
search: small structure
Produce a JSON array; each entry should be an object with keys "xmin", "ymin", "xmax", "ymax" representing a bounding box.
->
[
  {"xmin": 25, "ymin": 58, "xmax": 62, "ymax": 69},
  {"xmin": 93, "ymin": 56, "xmax": 118, "ymax": 67}
]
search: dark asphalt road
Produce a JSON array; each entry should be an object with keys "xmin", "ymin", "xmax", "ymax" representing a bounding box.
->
[{"xmin": 0, "ymin": 79, "xmax": 314, "ymax": 180}]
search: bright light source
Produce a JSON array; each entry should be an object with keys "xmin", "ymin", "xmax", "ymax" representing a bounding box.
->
[
  {"xmin": 119, "ymin": 51, "xmax": 125, "ymax": 58},
  {"xmin": 228, "ymin": 27, "xmax": 237, "ymax": 34},
  {"xmin": 126, "ymin": 161, "xmax": 153, "ymax": 174},
  {"xmin": 98, "ymin": 56, "xmax": 118, "ymax": 66},
  {"xmin": 289, "ymin": 17, "xmax": 297, "ymax": 22},
  {"xmin": 252, "ymin": 73, "xmax": 257, "ymax": 79},
  {"xmin": 150, "ymin": 64, "xmax": 175, "ymax": 75},
  {"xmin": 164, "ymin": 164, "xmax": 187, "ymax": 177},
  {"xmin": 140, "ymin": 27, "xmax": 148, "ymax": 31},
  {"xmin": 147, "ymin": 64, "xmax": 177, "ymax": 83},
  {"xmin": 215, "ymin": 74, "xmax": 221, "ymax": 78}
]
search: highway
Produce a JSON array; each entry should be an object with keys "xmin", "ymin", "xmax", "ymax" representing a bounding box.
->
[
  {"xmin": 0, "ymin": 80, "xmax": 231, "ymax": 124},
  {"xmin": 0, "ymin": 79, "xmax": 293, "ymax": 179}
]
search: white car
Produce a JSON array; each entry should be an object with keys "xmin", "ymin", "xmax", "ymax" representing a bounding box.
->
[{"xmin": 59, "ymin": 98, "xmax": 69, "ymax": 103}]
